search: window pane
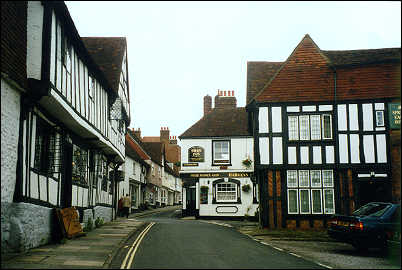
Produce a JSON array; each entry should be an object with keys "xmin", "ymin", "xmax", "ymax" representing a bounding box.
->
[
  {"xmin": 299, "ymin": 170, "xmax": 309, "ymax": 187},
  {"xmin": 287, "ymin": 170, "xmax": 298, "ymax": 187},
  {"xmin": 310, "ymin": 170, "xmax": 321, "ymax": 187},
  {"xmin": 299, "ymin": 190, "xmax": 310, "ymax": 214},
  {"xmin": 288, "ymin": 190, "xmax": 298, "ymax": 214},
  {"xmin": 310, "ymin": 115, "xmax": 321, "ymax": 140},
  {"xmin": 312, "ymin": 189, "xmax": 322, "ymax": 214},
  {"xmin": 216, "ymin": 183, "xmax": 237, "ymax": 202},
  {"xmin": 376, "ymin": 111, "xmax": 384, "ymax": 126},
  {"xmin": 322, "ymin": 170, "xmax": 333, "ymax": 187},
  {"xmin": 324, "ymin": 189, "xmax": 335, "ymax": 214},
  {"xmin": 322, "ymin": 114, "xmax": 332, "ymax": 139},
  {"xmin": 288, "ymin": 116, "xmax": 299, "ymax": 140},
  {"xmin": 299, "ymin": 115, "xmax": 310, "ymax": 140},
  {"xmin": 214, "ymin": 141, "xmax": 229, "ymax": 162}
]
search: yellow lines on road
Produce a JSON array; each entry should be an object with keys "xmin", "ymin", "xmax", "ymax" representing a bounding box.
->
[{"xmin": 120, "ymin": 222, "xmax": 155, "ymax": 269}]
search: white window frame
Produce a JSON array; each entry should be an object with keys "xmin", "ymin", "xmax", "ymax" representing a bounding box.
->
[
  {"xmin": 310, "ymin": 115, "xmax": 321, "ymax": 140},
  {"xmin": 310, "ymin": 170, "xmax": 321, "ymax": 188},
  {"xmin": 216, "ymin": 182, "xmax": 237, "ymax": 202},
  {"xmin": 299, "ymin": 115, "xmax": 310, "ymax": 140},
  {"xmin": 288, "ymin": 116, "xmax": 299, "ymax": 141},
  {"xmin": 322, "ymin": 114, "xmax": 333, "ymax": 139},
  {"xmin": 299, "ymin": 189, "xmax": 311, "ymax": 214},
  {"xmin": 322, "ymin": 170, "xmax": 334, "ymax": 187},
  {"xmin": 287, "ymin": 189, "xmax": 299, "ymax": 214},
  {"xmin": 298, "ymin": 170, "xmax": 309, "ymax": 187},
  {"xmin": 311, "ymin": 189, "xmax": 323, "ymax": 214},
  {"xmin": 213, "ymin": 140, "xmax": 230, "ymax": 164},
  {"xmin": 323, "ymin": 189, "xmax": 335, "ymax": 214},
  {"xmin": 287, "ymin": 170, "xmax": 298, "ymax": 187}
]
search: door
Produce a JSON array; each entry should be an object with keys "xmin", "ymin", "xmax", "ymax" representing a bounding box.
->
[
  {"xmin": 61, "ymin": 142, "xmax": 73, "ymax": 208},
  {"xmin": 357, "ymin": 179, "xmax": 392, "ymax": 208},
  {"xmin": 186, "ymin": 187, "xmax": 196, "ymax": 216}
]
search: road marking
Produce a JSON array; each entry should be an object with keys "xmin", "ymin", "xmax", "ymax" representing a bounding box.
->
[
  {"xmin": 289, "ymin": 252, "xmax": 302, "ymax": 258},
  {"xmin": 316, "ymin": 262, "xmax": 333, "ymax": 269},
  {"xmin": 120, "ymin": 222, "xmax": 155, "ymax": 269}
]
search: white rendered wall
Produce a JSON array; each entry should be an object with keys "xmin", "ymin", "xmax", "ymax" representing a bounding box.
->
[
  {"xmin": 1, "ymin": 79, "xmax": 21, "ymax": 203},
  {"xmin": 27, "ymin": 1, "xmax": 43, "ymax": 80}
]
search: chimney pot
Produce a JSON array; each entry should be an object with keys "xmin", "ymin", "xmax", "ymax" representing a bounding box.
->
[
  {"xmin": 232, "ymin": 90, "xmax": 234, "ymax": 96},
  {"xmin": 224, "ymin": 90, "xmax": 226, "ymax": 96}
]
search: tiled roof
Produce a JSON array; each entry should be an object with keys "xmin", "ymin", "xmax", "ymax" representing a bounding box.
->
[
  {"xmin": 125, "ymin": 133, "xmax": 150, "ymax": 163},
  {"xmin": 247, "ymin": 35, "xmax": 401, "ymax": 105},
  {"xmin": 246, "ymin": 62, "xmax": 282, "ymax": 105},
  {"xmin": 322, "ymin": 48, "xmax": 401, "ymax": 67},
  {"xmin": 179, "ymin": 107, "xmax": 251, "ymax": 138},
  {"xmin": 142, "ymin": 142, "xmax": 164, "ymax": 166},
  {"xmin": 81, "ymin": 37, "xmax": 126, "ymax": 94},
  {"xmin": 142, "ymin": 137, "xmax": 161, "ymax": 143}
]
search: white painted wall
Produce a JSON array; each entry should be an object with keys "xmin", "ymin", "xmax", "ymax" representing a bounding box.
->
[
  {"xmin": 1, "ymin": 79, "xmax": 21, "ymax": 203},
  {"xmin": 180, "ymin": 137, "xmax": 254, "ymax": 172},
  {"xmin": 27, "ymin": 1, "xmax": 43, "ymax": 80}
]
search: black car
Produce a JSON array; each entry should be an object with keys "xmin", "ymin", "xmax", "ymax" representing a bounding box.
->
[{"xmin": 328, "ymin": 202, "xmax": 400, "ymax": 252}]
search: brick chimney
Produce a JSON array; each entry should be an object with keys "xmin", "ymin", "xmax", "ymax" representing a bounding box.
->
[
  {"xmin": 132, "ymin": 128, "xmax": 142, "ymax": 140},
  {"xmin": 203, "ymin": 95, "xmax": 212, "ymax": 116},
  {"xmin": 169, "ymin": 136, "xmax": 177, "ymax": 145},
  {"xmin": 160, "ymin": 127, "xmax": 170, "ymax": 145},
  {"xmin": 214, "ymin": 90, "xmax": 237, "ymax": 109}
]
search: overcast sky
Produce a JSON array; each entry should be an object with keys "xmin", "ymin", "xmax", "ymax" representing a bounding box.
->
[{"xmin": 65, "ymin": 1, "xmax": 401, "ymax": 143}]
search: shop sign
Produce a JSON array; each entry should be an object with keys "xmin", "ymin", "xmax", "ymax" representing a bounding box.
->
[
  {"xmin": 188, "ymin": 146, "xmax": 204, "ymax": 162},
  {"xmin": 182, "ymin": 163, "xmax": 199, "ymax": 167},
  {"xmin": 180, "ymin": 172, "xmax": 253, "ymax": 178},
  {"xmin": 389, "ymin": 103, "xmax": 401, "ymax": 129}
]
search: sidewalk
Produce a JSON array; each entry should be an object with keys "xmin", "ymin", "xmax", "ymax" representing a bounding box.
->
[{"xmin": 1, "ymin": 205, "xmax": 180, "ymax": 269}]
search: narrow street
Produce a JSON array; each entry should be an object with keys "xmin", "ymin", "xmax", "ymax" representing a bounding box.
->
[{"xmin": 110, "ymin": 209, "xmax": 325, "ymax": 269}]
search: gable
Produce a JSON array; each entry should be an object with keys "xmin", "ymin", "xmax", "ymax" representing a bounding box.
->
[{"xmin": 254, "ymin": 34, "xmax": 335, "ymax": 103}]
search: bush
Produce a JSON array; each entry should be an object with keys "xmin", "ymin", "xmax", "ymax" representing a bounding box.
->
[
  {"xmin": 84, "ymin": 217, "xmax": 93, "ymax": 232},
  {"xmin": 95, "ymin": 217, "xmax": 104, "ymax": 228}
]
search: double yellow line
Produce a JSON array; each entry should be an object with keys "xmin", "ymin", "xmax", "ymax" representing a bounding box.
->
[{"xmin": 120, "ymin": 222, "xmax": 155, "ymax": 269}]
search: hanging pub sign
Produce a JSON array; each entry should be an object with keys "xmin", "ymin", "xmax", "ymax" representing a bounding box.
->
[
  {"xmin": 188, "ymin": 146, "xmax": 204, "ymax": 162},
  {"xmin": 389, "ymin": 103, "xmax": 401, "ymax": 129}
]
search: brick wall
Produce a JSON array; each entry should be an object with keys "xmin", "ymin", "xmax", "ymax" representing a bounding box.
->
[{"xmin": 1, "ymin": 1, "xmax": 27, "ymax": 90}]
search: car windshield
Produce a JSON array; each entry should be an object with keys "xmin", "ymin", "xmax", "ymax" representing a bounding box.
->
[{"xmin": 352, "ymin": 203, "xmax": 391, "ymax": 217}]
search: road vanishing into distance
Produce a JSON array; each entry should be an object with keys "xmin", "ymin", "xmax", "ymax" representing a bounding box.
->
[{"xmin": 110, "ymin": 209, "xmax": 325, "ymax": 269}]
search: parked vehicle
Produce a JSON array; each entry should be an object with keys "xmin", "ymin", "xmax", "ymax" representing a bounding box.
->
[{"xmin": 327, "ymin": 202, "xmax": 400, "ymax": 252}]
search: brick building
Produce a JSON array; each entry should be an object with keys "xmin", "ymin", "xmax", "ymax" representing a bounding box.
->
[{"xmin": 246, "ymin": 34, "xmax": 400, "ymax": 229}]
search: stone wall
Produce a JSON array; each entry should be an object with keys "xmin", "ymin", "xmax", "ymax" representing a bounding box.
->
[{"xmin": 1, "ymin": 202, "xmax": 53, "ymax": 253}]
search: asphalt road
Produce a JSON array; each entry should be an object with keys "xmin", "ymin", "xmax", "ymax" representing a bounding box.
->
[{"xmin": 112, "ymin": 209, "xmax": 325, "ymax": 269}]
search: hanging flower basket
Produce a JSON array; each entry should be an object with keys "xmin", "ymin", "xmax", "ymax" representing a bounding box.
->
[{"xmin": 242, "ymin": 158, "xmax": 252, "ymax": 168}]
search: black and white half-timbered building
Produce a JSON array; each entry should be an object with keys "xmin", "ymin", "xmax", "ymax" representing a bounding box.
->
[
  {"xmin": 1, "ymin": 1, "xmax": 130, "ymax": 252},
  {"xmin": 246, "ymin": 34, "xmax": 400, "ymax": 229},
  {"xmin": 180, "ymin": 91, "xmax": 258, "ymax": 218}
]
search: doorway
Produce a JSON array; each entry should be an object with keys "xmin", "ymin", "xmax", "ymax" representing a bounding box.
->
[
  {"xmin": 357, "ymin": 179, "xmax": 391, "ymax": 208},
  {"xmin": 185, "ymin": 187, "xmax": 196, "ymax": 216}
]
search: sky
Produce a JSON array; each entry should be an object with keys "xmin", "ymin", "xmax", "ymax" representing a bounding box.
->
[{"xmin": 65, "ymin": 1, "xmax": 401, "ymax": 144}]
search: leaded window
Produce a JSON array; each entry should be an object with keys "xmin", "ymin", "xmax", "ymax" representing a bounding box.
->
[
  {"xmin": 72, "ymin": 144, "xmax": 88, "ymax": 185},
  {"xmin": 299, "ymin": 115, "xmax": 310, "ymax": 140},
  {"xmin": 376, "ymin": 110, "xmax": 384, "ymax": 127},
  {"xmin": 34, "ymin": 118, "xmax": 55, "ymax": 175},
  {"xmin": 322, "ymin": 114, "xmax": 332, "ymax": 139},
  {"xmin": 310, "ymin": 115, "xmax": 321, "ymax": 140},
  {"xmin": 288, "ymin": 116, "xmax": 299, "ymax": 140},
  {"xmin": 286, "ymin": 170, "xmax": 335, "ymax": 215}
]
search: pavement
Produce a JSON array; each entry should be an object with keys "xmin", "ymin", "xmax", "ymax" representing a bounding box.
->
[{"xmin": 1, "ymin": 205, "xmax": 180, "ymax": 269}]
